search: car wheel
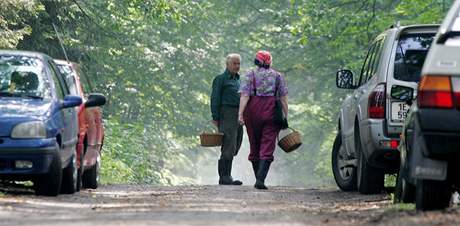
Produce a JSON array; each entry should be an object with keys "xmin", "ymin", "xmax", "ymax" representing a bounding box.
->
[
  {"xmin": 356, "ymin": 129, "xmax": 384, "ymax": 194},
  {"xmin": 394, "ymin": 170, "xmax": 415, "ymax": 203},
  {"xmin": 34, "ymin": 151, "xmax": 62, "ymax": 196},
  {"xmin": 332, "ymin": 133, "xmax": 357, "ymax": 191},
  {"xmin": 60, "ymin": 154, "xmax": 78, "ymax": 194},
  {"xmin": 416, "ymin": 179, "xmax": 451, "ymax": 211},
  {"xmin": 82, "ymin": 157, "xmax": 99, "ymax": 189}
]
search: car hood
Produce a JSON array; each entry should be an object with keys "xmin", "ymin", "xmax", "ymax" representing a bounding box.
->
[
  {"xmin": 0, "ymin": 98, "xmax": 53, "ymax": 117},
  {"xmin": 0, "ymin": 98, "xmax": 54, "ymax": 137}
]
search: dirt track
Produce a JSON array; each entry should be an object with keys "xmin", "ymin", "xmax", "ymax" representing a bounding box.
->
[{"xmin": 0, "ymin": 184, "xmax": 459, "ymax": 226}]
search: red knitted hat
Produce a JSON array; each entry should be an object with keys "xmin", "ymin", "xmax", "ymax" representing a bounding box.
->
[{"xmin": 255, "ymin": 50, "xmax": 272, "ymax": 65}]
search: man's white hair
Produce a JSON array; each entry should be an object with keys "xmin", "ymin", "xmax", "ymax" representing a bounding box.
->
[{"xmin": 226, "ymin": 53, "xmax": 241, "ymax": 64}]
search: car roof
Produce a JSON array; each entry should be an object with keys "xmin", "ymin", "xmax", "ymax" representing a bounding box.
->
[
  {"xmin": 393, "ymin": 24, "xmax": 440, "ymax": 34},
  {"xmin": 54, "ymin": 59, "xmax": 80, "ymax": 69},
  {"xmin": 0, "ymin": 50, "xmax": 52, "ymax": 61}
]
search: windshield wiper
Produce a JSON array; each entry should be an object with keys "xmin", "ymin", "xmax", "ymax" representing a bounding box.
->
[
  {"xmin": 23, "ymin": 94, "xmax": 43, "ymax": 99},
  {"xmin": 0, "ymin": 91, "xmax": 14, "ymax": 97},
  {"xmin": 0, "ymin": 92, "xmax": 43, "ymax": 99},
  {"xmin": 437, "ymin": 31, "xmax": 460, "ymax": 44}
]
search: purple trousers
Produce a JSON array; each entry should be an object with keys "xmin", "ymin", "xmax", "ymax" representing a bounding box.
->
[{"xmin": 244, "ymin": 96, "xmax": 281, "ymax": 161}]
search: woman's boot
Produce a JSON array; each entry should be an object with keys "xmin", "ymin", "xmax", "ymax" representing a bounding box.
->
[{"xmin": 254, "ymin": 160, "xmax": 271, "ymax": 189}]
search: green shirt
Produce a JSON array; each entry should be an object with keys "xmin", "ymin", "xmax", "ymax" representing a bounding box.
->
[{"xmin": 210, "ymin": 69, "xmax": 240, "ymax": 121}]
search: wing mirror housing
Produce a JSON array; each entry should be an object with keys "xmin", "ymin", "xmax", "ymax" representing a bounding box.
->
[
  {"xmin": 85, "ymin": 93, "xmax": 106, "ymax": 108},
  {"xmin": 62, "ymin": 95, "xmax": 82, "ymax": 109},
  {"xmin": 336, "ymin": 69, "xmax": 355, "ymax": 89},
  {"xmin": 391, "ymin": 85, "xmax": 414, "ymax": 104}
]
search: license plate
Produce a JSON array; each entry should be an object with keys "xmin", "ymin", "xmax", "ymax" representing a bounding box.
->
[
  {"xmin": 413, "ymin": 158, "xmax": 448, "ymax": 181},
  {"xmin": 391, "ymin": 102, "xmax": 410, "ymax": 121}
]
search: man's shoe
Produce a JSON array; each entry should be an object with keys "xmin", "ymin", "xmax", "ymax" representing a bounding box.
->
[{"xmin": 218, "ymin": 159, "xmax": 243, "ymax": 185}]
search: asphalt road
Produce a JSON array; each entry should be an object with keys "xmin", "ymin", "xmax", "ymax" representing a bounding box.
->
[{"xmin": 0, "ymin": 184, "xmax": 459, "ymax": 226}]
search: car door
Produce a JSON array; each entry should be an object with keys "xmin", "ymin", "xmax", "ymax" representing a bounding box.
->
[
  {"xmin": 342, "ymin": 42, "xmax": 378, "ymax": 155},
  {"xmin": 48, "ymin": 60, "xmax": 78, "ymax": 164}
]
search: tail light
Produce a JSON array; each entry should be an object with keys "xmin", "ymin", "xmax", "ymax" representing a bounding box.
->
[
  {"xmin": 452, "ymin": 77, "xmax": 460, "ymax": 108},
  {"xmin": 418, "ymin": 76, "xmax": 453, "ymax": 108},
  {"xmin": 368, "ymin": 84, "xmax": 386, "ymax": 118}
]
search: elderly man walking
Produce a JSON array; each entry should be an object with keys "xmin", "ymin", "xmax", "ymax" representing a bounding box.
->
[{"xmin": 210, "ymin": 53, "xmax": 243, "ymax": 185}]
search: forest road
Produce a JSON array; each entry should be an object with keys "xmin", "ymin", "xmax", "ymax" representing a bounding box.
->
[{"xmin": 0, "ymin": 184, "xmax": 459, "ymax": 226}]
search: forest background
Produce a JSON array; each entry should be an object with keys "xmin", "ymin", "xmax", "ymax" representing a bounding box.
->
[{"xmin": 0, "ymin": 0, "xmax": 454, "ymax": 186}]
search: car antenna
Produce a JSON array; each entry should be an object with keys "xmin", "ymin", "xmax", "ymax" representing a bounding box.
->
[{"xmin": 52, "ymin": 22, "xmax": 70, "ymax": 64}]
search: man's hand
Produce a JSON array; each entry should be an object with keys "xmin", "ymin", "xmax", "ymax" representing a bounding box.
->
[{"xmin": 212, "ymin": 120, "xmax": 219, "ymax": 128}]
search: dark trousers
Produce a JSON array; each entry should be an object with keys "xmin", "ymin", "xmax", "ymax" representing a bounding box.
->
[
  {"xmin": 219, "ymin": 106, "xmax": 243, "ymax": 160},
  {"xmin": 244, "ymin": 96, "xmax": 281, "ymax": 161}
]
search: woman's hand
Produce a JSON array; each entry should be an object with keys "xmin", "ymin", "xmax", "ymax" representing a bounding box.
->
[{"xmin": 238, "ymin": 113, "xmax": 245, "ymax": 125}]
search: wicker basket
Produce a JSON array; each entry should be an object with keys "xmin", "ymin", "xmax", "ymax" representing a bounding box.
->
[
  {"xmin": 278, "ymin": 128, "xmax": 302, "ymax": 153},
  {"xmin": 200, "ymin": 132, "xmax": 224, "ymax": 147}
]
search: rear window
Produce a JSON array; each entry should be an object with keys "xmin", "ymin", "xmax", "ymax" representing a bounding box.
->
[
  {"xmin": 445, "ymin": 12, "xmax": 460, "ymax": 46},
  {"xmin": 393, "ymin": 33, "xmax": 435, "ymax": 82}
]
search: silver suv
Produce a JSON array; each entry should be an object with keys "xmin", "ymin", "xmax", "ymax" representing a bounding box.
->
[{"xmin": 332, "ymin": 24, "xmax": 439, "ymax": 194}]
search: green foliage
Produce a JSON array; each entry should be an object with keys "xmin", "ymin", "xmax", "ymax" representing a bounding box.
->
[{"xmin": 0, "ymin": 0, "xmax": 455, "ymax": 186}]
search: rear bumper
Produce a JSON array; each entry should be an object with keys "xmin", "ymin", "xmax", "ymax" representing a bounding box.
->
[
  {"xmin": 0, "ymin": 138, "xmax": 58, "ymax": 179},
  {"xmin": 361, "ymin": 119, "xmax": 400, "ymax": 171},
  {"xmin": 417, "ymin": 109, "xmax": 460, "ymax": 157}
]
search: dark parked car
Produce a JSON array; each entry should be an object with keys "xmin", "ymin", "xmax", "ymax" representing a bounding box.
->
[
  {"xmin": 395, "ymin": 1, "xmax": 460, "ymax": 211},
  {"xmin": 0, "ymin": 50, "xmax": 81, "ymax": 196},
  {"xmin": 55, "ymin": 59, "xmax": 106, "ymax": 189}
]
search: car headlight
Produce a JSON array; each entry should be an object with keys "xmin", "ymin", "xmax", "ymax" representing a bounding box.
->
[{"xmin": 11, "ymin": 121, "xmax": 46, "ymax": 139}]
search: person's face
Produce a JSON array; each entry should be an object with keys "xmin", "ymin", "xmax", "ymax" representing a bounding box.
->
[{"xmin": 227, "ymin": 58, "xmax": 240, "ymax": 74}]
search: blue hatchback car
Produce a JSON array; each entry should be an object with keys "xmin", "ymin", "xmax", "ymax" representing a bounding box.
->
[{"xmin": 0, "ymin": 50, "xmax": 82, "ymax": 196}]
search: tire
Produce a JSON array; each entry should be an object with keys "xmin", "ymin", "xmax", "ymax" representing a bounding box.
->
[
  {"xmin": 394, "ymin": 170, "xmax": 415, "ymax": 203},
  {"xmin": 60, "ymin": 154, "xmax": 78, "ymax": 194},
  {"xmin": 416, "ymin": 179, "xmax": 451, "ymax": 211},
  {"xmin": 34, "ymin": 152, "xmax": 62, "ymax": 196},
  {"xmin": 82, "ymin": 158, "xmax": 99, "ymax": 189},
  {"xmin": 332, "ymin": 133, "xmax": 357, "ymax": 191},
  {"xmin": 356, "ymin": 128, "xmax": 384, "ymax": 194}
]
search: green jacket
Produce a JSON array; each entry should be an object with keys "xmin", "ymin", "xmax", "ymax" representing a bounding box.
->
[{"xmin": 210, "ymin": 69, "xmax": 240, "ymax": 121}]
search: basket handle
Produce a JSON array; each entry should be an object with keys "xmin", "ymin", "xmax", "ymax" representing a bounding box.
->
[
  {"xmin": 202, "ymin": 120, "xmax": 219, "ymax": 133},
  {"xmin": 277, "ymin": 127, "xmax": 296, "ymax": 142}
]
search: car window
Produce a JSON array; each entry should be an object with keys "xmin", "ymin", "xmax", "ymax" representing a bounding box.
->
[
  {"xmin": 48, "ymin": 61, "xmax": 67, "ymax": 99},
  {"xmin": 367, "ymin": 39, "xmax": 384, "ymax": 82},
  {"xmin": 0, "ymin": 55, "xmax": 52, "ymax": 99},
  {"xmin": 77, "ymin": 65, "xmax": 94, "ymax": 94},
  {"xmin": 446, "ymin": 12, "xmax": 460, "ymax": 45},
  {"xmin": 56, "ymin": 64, "xmax": 79, "ymax": 96},
  {"xmin": 393, "ymin": 33, "xmax": 435, "ymax": 82},
  {"xmin": 77, "ymin": 66, "xmax": 93, "ymax": 94},
  {"xmin": 358, "ymin": 43, "xmax": 377, "ymax": 86}
]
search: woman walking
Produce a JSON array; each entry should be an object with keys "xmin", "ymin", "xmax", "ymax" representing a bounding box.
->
[{"xmin": 238, "ymin": 50, "xmax": 288, "ymax": 189}]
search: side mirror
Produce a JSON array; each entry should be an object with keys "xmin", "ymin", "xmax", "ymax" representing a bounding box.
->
[
  {"xmin": 336, "ymin": 69, "xmax": 355, "ymax": 89},
  {"xmin": 391, "ymin": 85, "xmax": 414, "ymax": 103},
  {"xmin": 62, "ymin": 95, "xmax": 82, "ymax": 109},
  {"xmin": 85, "ymin": 93, "xmax": 106, "ymax": 108}
]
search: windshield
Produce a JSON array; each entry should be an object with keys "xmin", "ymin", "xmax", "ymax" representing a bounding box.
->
[
  {"xmin": 393, "ymin": 33, "xmax": 435, "ymax": 82},
  {"xmin": 0, "ymin": 55, "xmax": 51, "ymax": 99}
]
